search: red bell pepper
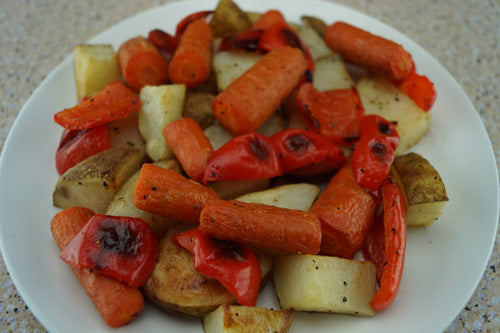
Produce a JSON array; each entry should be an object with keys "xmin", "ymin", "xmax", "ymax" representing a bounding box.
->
[
  {"xmin": 351, "ymin": 115, "xmax": 399, "ymax": 193},
  {"xmin": 148, "ymin": 28, "xmax": 179, "ymax": 58},
  {"xmin": 173, "ymin": 228, "xmax": 261, "ymax": 306},
  {"xmin": 55, "ymin": 125, "xmax": 112, "ymax": 175},
  {"xmin": 219, "ymin": 29, "xmax": 264, "ymax": 52},
  {"xmin": 368, "ymin": 176, "xmax": 406, "ymax": 312},
  {"xmin": 271, "ymin": 128, "xmax": 345, "ymax": 174},
  {"xmin": 296, "ymin": 82, "xmax": 365, "ymax": 146},
  {"xmin": 54, "ymin": 80, "xmax": 141, "ymax": 130},
  {"xmin": 258, "ymin": 21, "xmax": 314, "ymax": 72},
  {"xmin": 60, "ymin": 215, "xmax": 158, "ymax": 288},
  {"xmin": 396, "ymin": 70, "xmax": 437, "ymax": 111},
  {"xmin": 362, "ymin": 213, "xmax": 385, "ymax": 282},
  {"xmin": 203, "ymin": 132, "xmax": 282, "ymax": 184},
  {"xmin": 175, "ymin": 10, "xmax": 213, "ymax": 37}
]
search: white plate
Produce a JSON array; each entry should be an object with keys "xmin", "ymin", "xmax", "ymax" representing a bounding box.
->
[{"xmin": 0, "ymin": 0, "xmax": 498, "ymax": 332}]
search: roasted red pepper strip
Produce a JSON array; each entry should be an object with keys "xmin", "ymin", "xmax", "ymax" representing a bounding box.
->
[
  {"xmin": 148, "ymin": 29, "xmax": 179, "ymax": 58},
  {"xmin": 351, "ymin": 115, "xmax": 399, "ymax": 193},
  {"xmin": 362, "ymin": 213, "xmax": 385, "ymax": 282},
  {"xmin": 369, "ymin": 176, "xmax": 406, "ymax": 312},
  {"xmin": 175, "ymin": 10, "xmax": 213, "ymax": 37},
  {"xmin": 173, "ymin": 228, "xmax": 261, "ymax": 306},
  {"xmin": 203, "ymin": 132, "xmax": 282, "ymax": 184},
  {"xmin": 296, "ymin": 82, "xmax": 365, "ymax": 146},
  {"xmin": 54, "ymin": 80, "xmax": 141, "ymax": 130},
  {"xmin": 60, "ymin": 215, "xmax": 158, "ymax": 288},
  {"xmin": 219, "ymin": 29, "xmax": 264, "ymax": 52},
  {"xmin": 258, "ymin": 21, "xmax": 314, "ymax": 72},
  {"xmin": 55, "ymin": 125, "xmax": 112, "ymax": 175},
  {"xmin": 271, "ymin": 128, "xmax": 345, "ymax": 174},
  {"xmin": 396, "ymin": 70, "xmax": 437, "ymax": 111}
]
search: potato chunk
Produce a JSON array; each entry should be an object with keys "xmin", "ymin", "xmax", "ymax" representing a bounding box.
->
[
  {"xmin": 203, "ymin": 305, "xmax": 294, "ymax": 333},
  {"xmin": 210, "ymin": 0, "xmax": 252, "ymax": 38},
  {"xmin": 138, "ymin": 84, "xmax": 186, "ymax": 161},
  {"xmin": 53, "ymin": 148, "xmax": 142, "ymax": 214},
  {"xmin": 273, "ymin": 254, "xmax": 376, "ymax": 316},
  {"xmin": 356, "ymin": 76, "xmax": 431, "ymax": 154},
  {"xmin": 213, "ymin": 51, "xmax": 262, "ymax": 92},
  {"xmin": 392, "ymin": 152, "xmax": 449, "ymax": 227},
  {"xmin": 73, "ymin": 44, "xmax": 121, "ymax": 100}
]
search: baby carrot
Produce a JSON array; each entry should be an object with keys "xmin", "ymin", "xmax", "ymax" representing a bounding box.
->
[
  {"xmin": 118, "ymin": 36, "xmax": 169, "ymax": 92},
  {"xmin": 169, "ymin": 19, "xmax": 213, "ymax": 89},
  {"xmin": 133, "ymin": 163, "xmax": 219, "ymax": 224},
  {"xmin": 324, "ymin": 22, "xmax": 414, "ymax": 81},
  {"xmin": 199, "ymin": 199, "xmax": 321, "ymax": 254},
  {"xmin": 213, "ymin": 46, "xmax": 307, "ymax": 136},
  {"xmin": 50, "ymin": 207, "xmax": 144, "ymax": 328},
  {"xmin": 251, "ymin": 9, "xmax": 285, "ymax": 30},
  {"xmin": 310, "ymin": 160, "xmax": 377, "ymax": 259},
  {"xmin": 163, "ymin": 117, "xmax": 214, "ymax": 183}
]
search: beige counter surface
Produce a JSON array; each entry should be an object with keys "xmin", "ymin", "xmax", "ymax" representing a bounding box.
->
[{"xmin": 1, "ymin": 0, "xmax": 499, "ymax": 332}]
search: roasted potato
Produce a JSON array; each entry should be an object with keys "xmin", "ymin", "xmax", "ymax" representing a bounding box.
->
[
  {"xmin": 203, "ymin": 305, "xmax": 294, "ymax": 333},
  {"xmin": 73, "ymin": 44, "xmax": 121, "ymax": 100},
  {"xmin": 138, "ymin": 84, "xmax": 186, "ymax": 161},
  {"xmin": 204, "ymin": 122, "xmax": 234, "ymax": 151},
  {"xmin": 301, "ymin": 15, "xmax": 328, "ymax": 37},
  {"xmin": 236, "ymin": 183, "xmax": 320, "ymax": 211},
  {"xmin": 212, "ymin": 50, "xmax": 262, "ymax": 92},
  {"xmin": 297, "ymin": 25, "xmax": 331, "ymax": 61},
  {"xmin": 210, "ymin": 0, "xmax": 252, "ymax": 38},
  {"xmin": 105, "ymin": 112, "xmax": 147, "ymax": 161},
  {"xmin": 208, "ymin": 179, "xmax": 271, "ymax": 200},
  {"xmin": 313, "ymin": 53, "xmax": 353, "ymax": 92},
  {"xmin": 392, "ymin": 152, "xmax": 449, "ymax": 227},
  {"xmin": 105, "ymin": 159, "xmax": 181, "ymax": 238},
  {"xmin": 356, "ymin": 75, "xmax": 431, "ymax": 154},
  {"xmin": 53, "ymin": 148, "xmax": 143, "ymax": 214},
  {"xmin": 273, "ymin": 254, "xmax": 377, "ymax": 316},
  {"xmin": 144, "ymin": 224, "xmax": 273, "ymax": 317}
]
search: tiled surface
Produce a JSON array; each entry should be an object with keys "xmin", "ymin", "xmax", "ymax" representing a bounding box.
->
[{"xmin": 0, "ymin": 0, "xmax": 498, "ymax": 332}]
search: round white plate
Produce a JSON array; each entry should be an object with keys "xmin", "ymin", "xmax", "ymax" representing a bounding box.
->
[{"xmin": 0, "ymin": 0, "xmax": 498, "ymax": 332}]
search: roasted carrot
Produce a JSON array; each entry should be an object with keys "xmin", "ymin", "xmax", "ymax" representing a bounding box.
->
[
  {"xmin": 310, "ymin": 160, "xmax": 377, "ymax": 259},
  {"xmin": 163, "ymin": 117, "xmax": 214, "ymax": 183},
  {"xmin": 118, "ymin": 36, "xmax": 169, "ymax": 92},
  {"xmin": 168, "ymin": 19, "xmax": 213, "ymax": 89},
  {"xmin": 324, "ymin": 22, "xmax": 414, "ymax": 81},
  {"xmin": 251, "ymin": 9, "xmax": 285, "ymax": 30},
  {"xmin": 50, "ymin": 207, "xmax": 144, "ymax": 328},
  {"xmin": 213, "ymin": 46, "xmax": 307, "ymax": 136},
  {"xmin": 199, "ymin": 199, "xmax": 322, "ymax": 254},
  {"xmin": 133, "ymin": 163, "xmax": 219, "ymax": 224},
  {"xmin": 54, "ymin": 80, "xmax": 141, "ymax": 130}
]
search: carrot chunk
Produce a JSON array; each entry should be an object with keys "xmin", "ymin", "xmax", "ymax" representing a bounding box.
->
[
  {"xmin": 324, "ymin": 22, "xmax": 414, "ymax": 81},
  {"xmin": 213, "ymin": 46, "xmax": 307, "ymax": 136},
  {"xmin": 251, "ymin": 9, "xmax": 285, "ymax": 30},
  {"xmin": 199, "ymin": 199, "xmax": 322, "ymax": 254},
  {"xmin": 169, "ymin": 19, "xmax": 213, "ymax": 89},
  {"xmin": 50, "ymin": 207, "xmax": 144, "ymax": 327},
  {"xmin": 310, "ymin": 160, "xmax": 377, "ymax": 259},
  {"xmin": 163, "ymin": 117, "xmax": 214, "ymax": 183},
  {"xmin": 118, "ymin": 36, "xmax": 169, "ymax": 92},
  {"xmin": 133, "ymin": 163, "xmax": 219, "ymax": 224}
]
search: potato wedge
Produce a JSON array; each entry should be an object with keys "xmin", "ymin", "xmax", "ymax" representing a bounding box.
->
[
  {"xmin": 208, "ymin": 179, "xmax": 271, "ymax": 200},
  {"xmin": 144, "ymin": 224, "xmax": 273, "ymax": 317},
  {"xmin": 203, "ymin": 305, "xmax": 294, "ymax": 333},
  {"xmin": 236, "ymin": 183, "xmax": 320, "ymax": 211},
  {"xmin": 105, "ymin": 112, "xmax": 147, "ymax": 161},
  {"xmin": 210, "ymin": 0, "xmax": 252, "ymax": 38},
  {"xmin": 392, "ymin": 152, "xmax": 449, "ymax": 227},
  {"xmin": 297, "ymin": 25, "xmax": 331, "ymax": 61},
  {"xmin": 73, "ymin": 44, "xmax": 121, "ymax": 100},
  {"xmin": 105, "ymin": 159, "xmax": 181, "ymax": 238},
  {"xmin": 213, "ymin": 50, "xmax": 262, "ymax": 92},
  {"xmin": 313, "ymin": 53, "xmax": 353, "ymax": 92},
  {"xmin": 273, "ymin": 254, "xmax": 377, "ymax": 316},
  {"xmin": 301, "ymin": 15, "xmax": 328, "ymax": 37},
  {"xmin": 204, "ymin": 122, "xmax": 234, "ymax": 151},
  {"xmin": 53, "ymin": 148, "xmax": 142, "ymax": 214},
  {"xmin": 138, "ymin": 84, "xmax": 186, "ymax": 161},
  {"xmin": 183, "ymin": 91, "xmax": 216, "ymax": 129},
  {"xmin": 356, "ymin": 76, "xmax": 431, "ymax": 155}
]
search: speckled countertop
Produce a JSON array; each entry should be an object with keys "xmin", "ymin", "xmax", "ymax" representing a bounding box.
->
[{"xmin": 0, "ymin": 0, "xmax": 499, "ymax": 332}]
